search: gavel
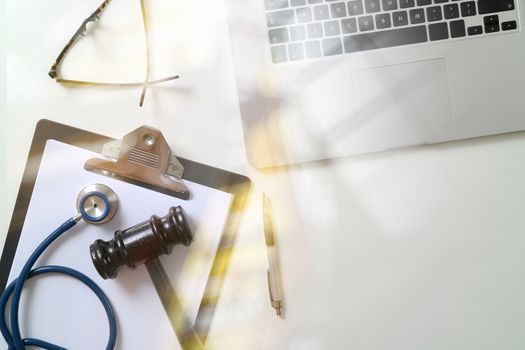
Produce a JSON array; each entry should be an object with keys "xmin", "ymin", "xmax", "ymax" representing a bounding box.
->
[{"xmin": 90, "ymin": 206, "xmax": 193, "ymax": 279}]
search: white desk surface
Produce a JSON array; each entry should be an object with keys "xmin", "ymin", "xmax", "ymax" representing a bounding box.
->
[{"xmin": 2, "ymin": 1, "xmax": 525, "ymax": 350}]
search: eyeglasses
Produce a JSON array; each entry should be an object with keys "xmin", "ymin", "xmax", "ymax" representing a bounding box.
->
[{"xmin": 48, "ymin": 0, "xmax": 179, "ymax": 107}]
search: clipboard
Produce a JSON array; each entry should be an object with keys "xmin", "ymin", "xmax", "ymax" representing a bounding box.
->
[{"xmin": 0, "ymin": 119, "xmax": 251, "ymax": 349}]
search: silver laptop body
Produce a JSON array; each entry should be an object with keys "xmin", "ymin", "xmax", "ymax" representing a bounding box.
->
[{"xmin": 226, "ymin": 0, "xmax": 525, "ymax": 168}]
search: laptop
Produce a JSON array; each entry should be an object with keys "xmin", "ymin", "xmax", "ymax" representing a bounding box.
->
[{"xmin": 225, "ymin": 0, "xmax": 525, "ymax": 168}]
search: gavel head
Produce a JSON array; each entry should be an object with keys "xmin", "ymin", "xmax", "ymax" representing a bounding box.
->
[{"xmin": 90, "ymin": 206, "xmax": 193, "ymax": 279}]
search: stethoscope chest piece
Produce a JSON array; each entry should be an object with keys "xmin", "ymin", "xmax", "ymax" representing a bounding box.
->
[{"xmin": 76, "ymin": 184, "xmax": 118, "ymax": 224}]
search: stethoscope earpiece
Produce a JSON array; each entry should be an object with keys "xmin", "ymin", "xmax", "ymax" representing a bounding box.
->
[{"xmin": 76, "ymin": 184, "xmax": 118, "ymax": 224}]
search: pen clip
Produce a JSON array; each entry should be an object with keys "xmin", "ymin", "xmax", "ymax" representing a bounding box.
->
[{"xmin": 263, "ymin": 194, "xmax": 275, "ymax": 246}]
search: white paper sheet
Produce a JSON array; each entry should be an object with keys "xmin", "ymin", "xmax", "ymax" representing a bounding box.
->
[{"xmin": 6, "ymin": 140, "xmax": 233, "ymax": 350}]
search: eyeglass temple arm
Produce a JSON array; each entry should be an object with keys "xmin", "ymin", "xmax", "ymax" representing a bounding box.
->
[
  {"xmin": 49, "ymin": 0, "xmax": 112, "ymax": 79},
  {"xmin": 138, "ymin": 0, "xmax": 151, "ymax": 107}
]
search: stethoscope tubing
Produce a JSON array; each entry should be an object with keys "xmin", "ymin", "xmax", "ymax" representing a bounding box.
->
[{"xmin": 0, "ymin": 218, "xmax": 117, "ymax": 350}]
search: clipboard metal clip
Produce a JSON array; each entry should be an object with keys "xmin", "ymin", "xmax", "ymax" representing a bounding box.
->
[{"xmin": 85, "ymin": 126, "xmax": 190, "ymax": 200}]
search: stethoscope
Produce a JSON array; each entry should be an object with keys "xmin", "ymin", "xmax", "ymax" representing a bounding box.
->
[{"xmin": 0, "ymin": 184, "xmax": 120, "ymax": 350}]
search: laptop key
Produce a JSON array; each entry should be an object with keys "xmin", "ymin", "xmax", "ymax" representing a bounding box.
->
[
  {"xmin": 289, "ymin": 25, "xmax": 307, "ymax": 41},
  {"xmin": 484, "ymin": 15, "xmax": 500, "ymax": 33},
  {"xmin": 382, "ymin": 0, "xmax": 398, "ymax": 11},
  {"xmin": 392, "ymin": 11, "xmax": 408, "ymax": 26},
  {"xmin": 428, "ymin": 22, "xmax": 448, "ymax": 41},
  {"xmin": 358, "ymin": 15, "xmax": 375, "ymax": 31},
  {"xmin": 305, "ymin": 40, "xmax": 322, "ymax": 58},
  {"xmin": 434, "ymin": 0, "xmax": 448, "ymax": 3},
  {"xmin": 416, "ymin": 0, "xmax": 431, "ymax": 5},
  {"xmin": 467, "ymin": 25, "xmax": 482, "ymax": 35},
  {"xmin": 330, "ymin": 2, "xmax": 347, "ymax": 17},
  {"xmin": 502, "ymin": 20, "xmax": 517, "ymax": 31},
  {"xmin": 409, "ymin": 8, "xmax": 425, "ymax": 24},
  {"xmin": 271, "ymin": 45, "xmax": 288, "ymax": 63},
  {"xmin": 478, "ymin": 0, "xmax": 514, "ymax": 15},
  {"xmin": 322, "ymin": 37, "xmax": 343, "ymax": 56},
  {"xmin": 307, "ymin": 22, "xmax": 323, "ymax": 38},
  {"xmin": 265, "ymin": 0, "xmax": 289, "ymax": 11},
  {"xmin": 291, "ymin": 0, "xmax": 306, "ymax": 6},
  {"xmin": 313, "ymin": 4, "xmax": 330, "ymax": 20},
  {"xmin": 443, "ymin": 4, "xmax": 459, "ymax": 19},
  {"xmin": 267, "ymin": 10, "xmax": 295, "ymax": 27},
  {"xmin": 343, "ymin": 25, "xmax": 427, "ymax": 53},
  {"xmin": 449, "ymin": 19, "xmax": 465, "ymax": 37},
  {"xmin": 324, "ymin": 20, "xmax": 341, "ymax": 35},
  {"xmin": 296, "ymin": 7, "xmax": 313, "ymax": 23},
  {"xmin": 269, "ymin": 28, "xmax": 290, "ymax": 44},
  {"xmin": 460, "ymin": 1, "xmax": 476, "ymax": 17},
  {"xmin": 376, "ymin": 13, "xmax": 392, "ymax": 29},
  {"xmin": 364, "ymin": 0, "xmax": 381, "ymax": 14},
  {"xmin": 427, "ymin": 6, "xmax": 442, "ymax": 22},
  {"xmin": 399, "ymin": 0, "xmax": 415, "ymax": 8},
  {"xmin": 347, "ymin": 1, "xmax": 364, "ymax": 16},
  {"xmin": 341, "ymin": 17, "xmax": 358, "ymax": 33},
  {"xmin": 288, "ymin": 43, "xmax": 305, "ymax": 60}
]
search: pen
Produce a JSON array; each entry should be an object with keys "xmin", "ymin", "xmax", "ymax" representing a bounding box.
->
[{"xmin": 263, "ymin": 193, "xmax": 284, "ymax": 317}]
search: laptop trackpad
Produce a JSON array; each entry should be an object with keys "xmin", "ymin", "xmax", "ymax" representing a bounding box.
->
[{"xmin": 352, "ymin": 59, "xmax": 452, "ymax": 139}]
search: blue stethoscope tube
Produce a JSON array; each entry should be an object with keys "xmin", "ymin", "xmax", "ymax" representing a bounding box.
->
[{"xmin": 0, "ymin": 217, "xmax": 117, "ymax": 350}]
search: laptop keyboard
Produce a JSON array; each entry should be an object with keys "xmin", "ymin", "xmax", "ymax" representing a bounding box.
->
[{"xmin": 265, "ymin": 0, "xmax": 520, "ymax": 63}]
